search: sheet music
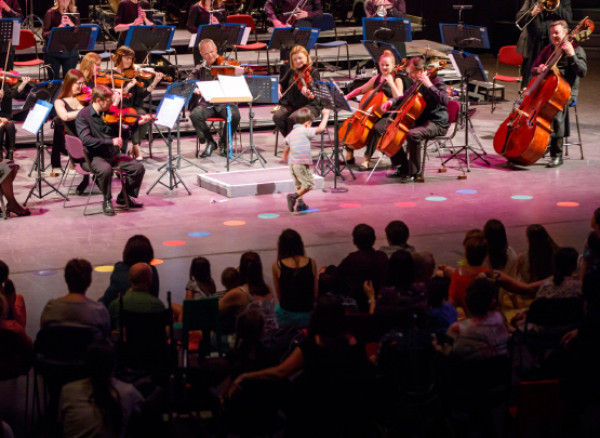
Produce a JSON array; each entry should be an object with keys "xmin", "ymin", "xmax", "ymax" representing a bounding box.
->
[
  {"xmin": 22, "ymin": 101, "xmax": 52, "ymax": 135},
  {"xmin": 155, "ymin": 94, "xmax": 186, "ymax": 129},
  {"xmin": 240, "ymin": 27, "xmax": 251, "ymax": 45},
  {"xmin": 189, "ymin": 33, "xmax": 197, "ymax": 48},
  {"xmin": 196, "ymin": 75, "xmax": 253, "ymax": 101}
]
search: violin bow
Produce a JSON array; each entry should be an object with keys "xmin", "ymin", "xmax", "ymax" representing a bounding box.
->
[{"xmin": 119, "ymin": 82, "xmax": 124, "ymax": 142}]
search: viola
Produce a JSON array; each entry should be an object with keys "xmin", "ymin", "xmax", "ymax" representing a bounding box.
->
[
  {"xmin": 209, "ymin": 56, "xmax": 252, "ymax": 77},
  {"xmin": 102, "ymin": 105, "xmax": 141, "ymax": 125},
  {"xmin": 293, "ymin": 64, "xmax": 313, "ymax": 91},
  {"xmin": 338, "ymin": 62, "xmax": 406, "ymax": 150},
  {"xmin": 0, "ymin": 69, "xmax": 40, "ymax": 85},
  {"xmin": 493, "ymin": 17, "xmax": 594, "ymax": 166},
  {"xmin": 376, "ymin": 61, "xmax": 447, "ymax": 157}
]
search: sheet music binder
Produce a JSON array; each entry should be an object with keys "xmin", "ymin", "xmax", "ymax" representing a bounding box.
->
[
  {"xmin": 362, "ymin": 17, "xmax": 412, "ymax": 42},
  {"xmin": 47, "ymin": 25, "xmax": 97, "ymax": 53},
  {"xmin": 197, "ymin": 23, "xmax": 246, "ymax": 52},
  {"xmin": 449, "ymin": 50, "xmax": 488, "ymax": 82}
]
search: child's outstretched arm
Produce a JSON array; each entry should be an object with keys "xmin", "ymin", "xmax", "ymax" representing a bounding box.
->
[{"xmin": 315, "ymin": 108, "xmax": 331, "ymax": 134}]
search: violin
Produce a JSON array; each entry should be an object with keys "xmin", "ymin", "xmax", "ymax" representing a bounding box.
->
[
  {"xmin": 293, "ymin": 64, "xmax": 312, "ymax": 91},
  {"xmin": 122, "ymin": 68, "xmax": 174, "ymax": 85},
  {"xmin": 96, "ymin": 71, "xmax": 134, "ymax": 88},
  {"xmin": 0, "ymin": 69, "xmax": 40, "ymax": 85},
  {"xmin": 75, "ymin": 85, "xmax": 93, "ymax": 105},
  {"xmin": 209, "ymin": 56, "xmax": 252, "ymax": 77},
  {"xmin": 102, "ymin": 105, "xmax": 143, "ymax": 125}
]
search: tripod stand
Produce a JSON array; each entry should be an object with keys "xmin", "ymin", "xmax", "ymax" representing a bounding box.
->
[{"xmin": 25, "ymin": 128, "xmax": 68, "ymax": 205}]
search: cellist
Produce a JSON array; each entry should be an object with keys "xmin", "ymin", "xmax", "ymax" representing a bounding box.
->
[
  {"xmin": 343, "ymin": 50, "xmax": 405, "ymax": 170},
  {"xmin": 530, "ymin": 19, "xmax": 587, "ymax": 168},
  {"xmin": 380, "ymin": 56, "xmax": 449, "ymax": 183}
]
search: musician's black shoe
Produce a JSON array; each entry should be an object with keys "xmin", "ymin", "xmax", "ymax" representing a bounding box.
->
[
  {"xmin": 386, "ymin": 169, "xmax": 406, "ymax": 179},
  {"xmin": 116, "ymin": 195, "xmax": 143, "ymax": 208},
  {"xmin": 218, "ymin": 143, "xmax": 227, "ymax": 157},
  {"xmin": 200, "ymin": 142, "xmax": 217, "ymax": 158},
  {"xmin": 399, "ymin": 175, "xmax": 415, "ymax": 184},
  {"xmin": 103, "ymin": 199, "xmax": 115, "ymax": 216},
  {"xmin": 546, "ymin": 156, "xmax": 564, "ymax": 168},
  {"xmin": 6, "ymin": 149, "xmax": 13, "ymax": 160}
]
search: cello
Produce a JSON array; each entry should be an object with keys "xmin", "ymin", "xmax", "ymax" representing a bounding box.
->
[
  {"xmin": 338, "ymin": 61, "xmax": 406, "ymax": 150},
  {"xmin": 493, "ymin": 17, "xmax": 594, "ymax": 166},
  {"xmin": 376, "ymin": 61, "xmax": 446, "ymax": 157}
]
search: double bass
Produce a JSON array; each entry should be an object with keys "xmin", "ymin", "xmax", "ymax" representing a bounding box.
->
[
  {"xmin": 493, "ymin": 17, "xmax": 594, "ymax": 166},
  {"xmin": 338, "ymin": 61, "xmax": 406, "ymax": 150},
  {"xmin": 377, "ymin": 61, "xmax": 446, "ymax": 157}
]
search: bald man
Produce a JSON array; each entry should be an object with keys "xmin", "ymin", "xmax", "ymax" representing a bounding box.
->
[{"xmin": 108, "ymin": 262, "xmax": 166, "ymax": 329}]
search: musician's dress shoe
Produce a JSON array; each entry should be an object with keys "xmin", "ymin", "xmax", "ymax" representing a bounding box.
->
[
  {"xmin": 200, "ymin": 142, "xmax": 217, "ymax": 158},
  {"xmin": 546, "ymin": 156, "xmax": 564, "ymax": 168},
  {"xmin": 103, "ymin": 199, "xmax": 115, "ymax": 216}
]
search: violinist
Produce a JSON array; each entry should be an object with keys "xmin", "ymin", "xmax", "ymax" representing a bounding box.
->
[
  {"xmin": 51, "ymin": 70, "xmax": 89, "ymax": 193},
  {"xmin": 273, "ymin": 45, "xmax": 322, "ymax": 138},
  {"xmin": 79, "ymin": 52, "xmax": 102, "ymax": 88},
  {"xmin": 187, "ymin": 38, "xmax": 243, "ymax": 158},
  {"xmin": 530, "ymin": 19, "xmax": 586, "ymax": 168},
  {"xmin": 380, "ymin": 56, "xmax": 449, "ymax": 183},
  {"xmin": 0, "ymin": 73, "xmax": 31, "ymax": 161},
  {"xmin": 75, "ymin": 85, "xmax": 151, "ymax": 216},
  {"xmin": 343, "ymin": 50, "xmax": 405, "ymax": 170},
  {"xmin": 0, "ymin": 0, "xmax": 24, "ymax": 70},
  {"xmin": 114, "ymin": 0, "xmax": 153, "ymax": 53},
  {"xmin": 187, "ymin": 0, "xmax": 227, "ymax": 65},
  {"xmin": 265, "ymin": 0, "xmax": 322, "ymax": 28},
  {"xmin": 364, "ymin": 0, "xmax": 405, "ymax": 18},
  {"xmin": 112, "ymin": 46, "xmax": 164, "ymax": 161},
  {"xmin": 42, "ymin": 0, "xmax": 80, "ymax": 79}
]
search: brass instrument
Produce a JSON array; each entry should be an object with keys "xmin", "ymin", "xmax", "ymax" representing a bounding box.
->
[{"xmin": 516, "ymin": 0, "xmax": 560, "ymax": 31}]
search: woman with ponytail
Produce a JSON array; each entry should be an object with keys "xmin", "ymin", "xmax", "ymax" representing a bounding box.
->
[{"xmin": 535, "ymin": 247, "xmax": 582, "ymax": 300}]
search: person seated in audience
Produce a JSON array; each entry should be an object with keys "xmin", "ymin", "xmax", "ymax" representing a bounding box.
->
[
  {"xmin": 99, "ymin": 235, "xmax": 160, "ymax": 307},
  {"xmin": 439, "ymin": 230, "xmax": 489, "ymax": 314},
  {"xmin": 219, "ymin": 252, "xmax": 276, "ymax": 335},
  {"xmin": 378, "ymin": 220, "xmax": 415, "ymax": 258},
  {"xmin": 185, "ymin": 256, "xmax": 217, "ymax": 299},
  {"xmin": 0, "ymin": 150, "xmax": 30, "ymax": 217},
  {"xmin": 273, "ymin": 229, "xmax": 317, "ymax": 329},
  {"xmin": 517, "ymin": 224, "xmax": 559, "ymax": 283},
  {"xmin": 220, "ymin": 266, "xmax": 242, "ymax": 295},
  {"xmin": 0, "ymin": 294, "xmax": 32, "ymax": 348},
  {"xmin": 535, "ymin": 247, "xmax": 581, "ymax": 300},
  {"xmin": 319, "ymin": 223, "xmax": 388, "ymax": 313},
  {"xmin": 108, "ymin": 263, "xmax": 166, "ymax": 330},
  {"xmin": 427, "ymin": 276, "xmax": 457, "ymax": 335},
  {"xmin": 40, "ymin": 259, "xmax": 110, "ymax": 340},
  {"xmin": 482, "ymin": 219, "xmax": 520, "ymax": 310},
  {"xmin": 442, "ymin": 277, "xmax": 509, "ymax": 361},
  {"xmin": 58, "ymin": 341, "xmax": 144, "ymax": 438},
  {"xmin": 581, "ymin": 209, "xmax": 600, "ymax": 278},
  {"xmin": 0, "ymin": 260, "xmax": 27, "ymax": 332}
]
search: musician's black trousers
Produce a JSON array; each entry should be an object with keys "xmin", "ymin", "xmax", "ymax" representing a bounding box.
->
[
  {"xmin": 273, "ymin": 104, "xmax": 319, "ymax": 138},
  {"xmin": 90, "ymin": 153, "xmax": 145, "ymax": 201},
  {"xmin": 189, "ymin": 104, "xmax": 240, "ymax": 147}
]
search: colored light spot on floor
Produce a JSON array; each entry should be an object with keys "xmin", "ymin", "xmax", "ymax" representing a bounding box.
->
[
  {"xmin": 224, "ymin": 220, "xmax": 246, "ymax": 226},
  {"xmin": 94, "ymin": 266, "xmax": 114, "ymax": 273},
  {"xmin": 425, "ymin": 196, "xmax": 447, "ymax": 202},
  {"xmin": 456, "ymin": 189, "xmax": 477, "ymax": 194},
  {"xmin": 557, "ymin": 201, "xmax": 579, "ymax": 208},
  {"xmin": 394, "ymin": 202, "xmax": 417, "ymax": 207},
  {"xmin": 188, "ymin": 231, "xmax": 211, "ymax": 237},
  {"xmin": 150, "ymin": 259, "xmax": 164, "ymax": 266},
  {"xmin": 511, "ymin": 195, "xmax": 533, "ymax": 200},
  {"xmin": 339, "ymin": 203, "xmax": 360, "ymax": 209},
  {"xmin": 298, "ymin": 208, "xmax": 319, "ymax": 214},
  {"xmin": 163, "ymin": 240, "xmax": 187, "ymax": 246},
  {"xmin": 258, "ymin": 213, "xmax": 280, "ymax": 219},
  {"xmin": 35, "ymin": 269, "xmax": 58, "ymax": 276}
]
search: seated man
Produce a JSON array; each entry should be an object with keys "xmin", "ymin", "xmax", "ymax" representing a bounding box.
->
[
  {"xmin": 187, "ymin": 38, "xmax": 243, "ymax": 158},
  {"xmin": 75, "ymin": 85, "xmax": 150, "ymax": 216}
]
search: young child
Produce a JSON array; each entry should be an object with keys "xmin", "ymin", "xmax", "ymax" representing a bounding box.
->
[{"xmin": 283, "ymin": 107, "xmax": 330, "ymax": 212}]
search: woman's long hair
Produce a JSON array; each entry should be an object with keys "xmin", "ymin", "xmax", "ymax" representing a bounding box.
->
[
  {"xmin": 277, "ymin": 229, "xmax": 305, "ymax": 261},
  {"xmin": 52, "ymin": 0, "xmax": 77, "ymax": 12},
  {"xmin": 57, "ymin": 69, "xmax": 84, "ymax": 100},
  {"xmin": 189, "ymin": 257, "xmax": 216, "ymax": 296},
  {"xmin": 239, "ymin": 252, "xmax": 269, "ymax": 297},
  {"xmin": 552, "ymin": 247, "xmax": 578, "ymax": 286},
  {"xmin": 527, "ymin": 224, "xmax": 558, "ymax": 281},
  {"xmin": 484, "ymin": 219, "xmax": 509, "ymax": 270},
  {"xmin": 80, "ymin": 52, "xmax": 101, "ymax": 83}
]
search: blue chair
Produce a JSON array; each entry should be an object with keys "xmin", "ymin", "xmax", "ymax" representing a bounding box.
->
[{"xmin": 312, "ymin": 13, "xmax": 351, "ymax": 75}]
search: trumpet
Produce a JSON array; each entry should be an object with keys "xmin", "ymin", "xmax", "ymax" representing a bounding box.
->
[{"xmin": 515, "ymin": 0, "xmax": 560, "ymax": 31}]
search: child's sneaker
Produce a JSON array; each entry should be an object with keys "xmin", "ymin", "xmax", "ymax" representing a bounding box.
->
[
  {"xmin": 287, "ymin": 193, "xmax": 297, "ymax": 212},
  {"xmin": 296, "ymin": 199, "xmax": 309, "ymax": 212}
]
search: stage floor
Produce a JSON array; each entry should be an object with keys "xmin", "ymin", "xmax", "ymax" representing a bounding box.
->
[{"xmin": 2, "ymin": 55, "xmax": 599, "ymax": 343}]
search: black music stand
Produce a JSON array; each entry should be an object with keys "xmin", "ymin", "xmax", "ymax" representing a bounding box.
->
[
  {"xmin": 444, "ymin": 50, "xmax": 489, "ymax": 170},
  {"xmin": 268, "ymin": 27, "xmax": 320, "ymax": 52},
  {"xmin": 362, "ymin": 17, "xmax": 412, "ymax": 58},
  {"xmin": 361, "ymin": 40, "xmax": 405, "ymax": 67},
  {"xmin": 47, "ymin": 25, "xmax": 96, "ymax": 54},
  {"xmin": 231, "ymin": 75, "xmax": 280, "ymax": 167},
  {"xmin": 197, "ymin": 24, "xmax": 245, "ymax": 56},
  {"xmin": 439, "ymin": 23, "xmax": 490, "ymax": 50},
  {"xmin": 146, "ymin": 94, "xmax": 192, "ymax": 195},
  {"xmin": 23, "ymin": 100, "xmax": 68, "ymax": 205},
  {"xmin": 124, "ymin": 25, "xmax": 175, "ymax": 64},
  {"xmin": 311, "ymin": 80, "xmax": 355, "ymax": 191}
]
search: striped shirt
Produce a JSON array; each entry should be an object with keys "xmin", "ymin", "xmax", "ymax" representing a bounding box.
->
[{"xmin": 285, "ymin": 124, "xmax": 316, "ymax": 165}]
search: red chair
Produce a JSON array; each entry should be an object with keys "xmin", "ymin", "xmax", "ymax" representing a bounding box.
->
[
  {"xmin": 227, "ymin": 14, "xmax": 270, "ymax": 74},
  {"xmin": 14, "ymin": 29, "xmax": 49, "ymax": 80},
  {"xmin": 491, "ymin": 45, "xmax": 523, "ymax": 113}
]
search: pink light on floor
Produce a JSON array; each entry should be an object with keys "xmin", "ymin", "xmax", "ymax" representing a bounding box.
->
[
  {"xmin": 556, "ymin": 202, "xmax": 579, "ymax": 208},
  {"xmin": 163, "ymin": 240, "xmax": 186, "ymax": 246}
]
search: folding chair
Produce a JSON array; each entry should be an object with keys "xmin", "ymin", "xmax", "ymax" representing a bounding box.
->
[
  {"xmin": 491, "ymin": 45, "xmax": 523, "ymax": 113},
  {"xmin": 227, "ymin": 14, "xmax": 271, "ymax": 74},
  {"xmin": 312, "ymin": 13, "xmax": 351, "ymax": 75}
]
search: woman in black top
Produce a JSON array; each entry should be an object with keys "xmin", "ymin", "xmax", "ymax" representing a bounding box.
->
[
  {"xmin": 42, "ymin": 0, "xmax": 80, "ymax": 79},
  {"xmin": 0, "ymin": 76, "xmax": 31, "ymax": 161},
  {"xmin": 187, "ymin": 0, "xmax": 227, "ymax": 65}
]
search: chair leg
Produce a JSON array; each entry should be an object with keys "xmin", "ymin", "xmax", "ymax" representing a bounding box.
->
[
  {"xmin": 274, "ymin": 129, "xmax": 280, "ymax": 156},
  {"xmin": 574, "ymin": 104, "xmax": 583, "ymax": 159},
  {"xmin": 346, "ymin": 44, "xmax": 350, "ymax": 77}
]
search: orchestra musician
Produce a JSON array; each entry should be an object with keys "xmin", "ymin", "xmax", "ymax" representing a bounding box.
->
[
  {"xmin": 187, "ymin": 38, "xmax": 243, "ymax": 158},
  {"xmin": 111, "ymin": 46, "xmax": 164, "ymax": 161},
  {"xmin": 114, "ymin": 0, "xmax": 153, "ymax": 57},
  {"xmin": 79, "ymin": 52, "xmax": 102, "ymax": 87},
  {"xmin": 273, "ymin": 45, "xmax": 322, "ymax": 139},
  {"xmin": 51, "ymin": 70, "xmax": 90, "ymax": 194},
  {"xmin": 343, "ymin": 50, "xmax": 405, "ymax": 170},
  {"xmin": 0, "ymin": 75, "xmax": 31, "ymax": 161},
  {"xmin": 0, "ymin": 0, "xmax": 24, "ymax": 70},
  {"xmin": 516, "ymin": 0, "xmax": 572, "ymax": 86},
  {"xmin": 42, "ymin": 0, "xmax": 80, "ymax": 79},
  {"xmin": 187, "ymin": 0, "xmax": 227, "ymax": 65},
  {"xmin": 380, "ymin": 56, "xmax": 449, "ymax": 183},
  {"xmin": 0, "ymin": 157, "xmax": 30, "ymax": 216},
  {"xmin": 265, "ymin": 0, "xmax": 322, "ymax": 28},
  {"xmin": 364, "ymin": 0, "xmax": 406, "ymax": 18},
  {"xmin": 75, "ymin": 85, "xmax": 151, "ymax": 216},
  {"xmin": 530, "ymin": 19, "xmax": 586, "ymax": 168}
]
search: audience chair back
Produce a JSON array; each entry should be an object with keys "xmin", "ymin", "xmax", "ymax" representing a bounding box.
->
[
  {"xmin": 181, "ymin": 297, "xmax": 223, "ymax": 367},
  {"xmin": 508, "ymin": 379, "xmax": 564, "ymax": 438}
]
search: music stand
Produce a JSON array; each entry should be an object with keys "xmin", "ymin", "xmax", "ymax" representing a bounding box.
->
[
  {"xmin": 361, "ymin": 40, "xmax": 405, "ymax": 67},
  {"xmin": 311, "ymin": 80, "xmax": 355, "ymax": 192},
  {"xmin": 268, "ymin": 27, "xmax": 320, "ymax": 52},
  {"xmin": 362, "ymin": 17, "xmax": 411, "ymax": 58},
  {"xmin": 444, "ymin": 50, "xmax": 489, "ymax": 170},
  {"xmin": 197, "ymin": 23, "xmax": 246, "ymax": 56},
  {"xmin": 124, "ymin": 25, "xmax": 175, "ymax": 63},
  {"xmin": 0, "ymin": 18, "xmax": 20, "ymax": 46},
  {"xmin": 23, "ymin": 100, "xmax": 68, "ymax": 205},
  {"xmin": 47, "ymin": 25, "xmax": 97, "ymax": 54},
  {"xmin": 439, "ymin": 23, "xmax": 490, "ymax": 50},
  {"xmin": 146, "ymin": 94, "xmax": 192, "ymax": 195}
]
